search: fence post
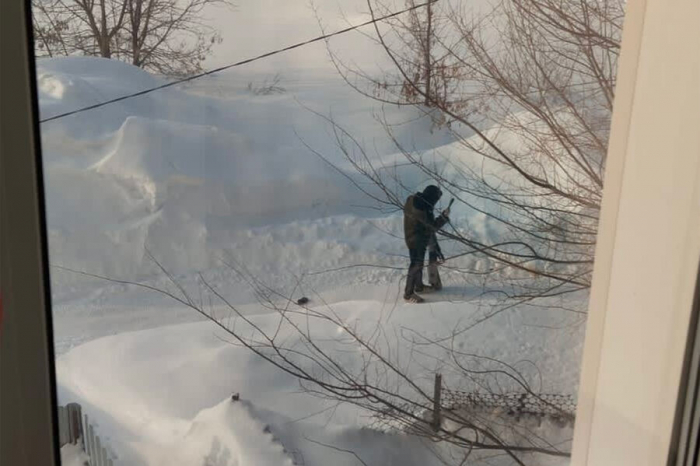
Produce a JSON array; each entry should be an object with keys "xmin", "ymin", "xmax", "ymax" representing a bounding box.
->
[
  {"xmin": 86, "ymin": 414, "xmax": 96, "ymax": 460},
  {"xmin": 58, "ymin": 406, "xmax": 68, "ymax": 446},
  {"xmin": 83, "ymin": 414, "xmax": 91, "ymax": 459},
  {"xmin": 66, "ymin": 403, "xmax": 83, "ymax": 444},
  {"xmin": 95, "ymin": 436, "xmax": 103, "ymax": 466},
  {"xmin": 89, "ymin": 425, "xmax": 97, "ymax": 465},
  {"xmin": 432, "ymin": 373, "xmax": 442, "ymax": 431}
]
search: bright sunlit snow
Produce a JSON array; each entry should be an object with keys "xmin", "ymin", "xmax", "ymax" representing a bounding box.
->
[{"xmin": 38, "ymin": 1, "xmax": 585, "ymax": 465}]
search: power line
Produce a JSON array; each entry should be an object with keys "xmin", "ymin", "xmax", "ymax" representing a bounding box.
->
[{"xmin": 40, "ymin": 0, "xmax": 437, "ymax": 124}]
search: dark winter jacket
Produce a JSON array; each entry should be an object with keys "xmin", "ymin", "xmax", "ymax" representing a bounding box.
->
[{"xmin": 403, "ymin": 192, "xmax": 448, "ymax": 250}]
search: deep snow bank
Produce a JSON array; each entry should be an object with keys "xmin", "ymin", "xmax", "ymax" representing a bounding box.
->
[
  {"xmin": 37, "ymin": 57, "xmax": 459, "ymax": 299},
  {"xmin": 56, "ymin": 298, "xmax": 581, "ymax": 465}
]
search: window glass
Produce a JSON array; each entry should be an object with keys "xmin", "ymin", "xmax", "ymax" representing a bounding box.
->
[{"xmin": 32, "ymin": 1, "xmax": 627, "ymax": 465}]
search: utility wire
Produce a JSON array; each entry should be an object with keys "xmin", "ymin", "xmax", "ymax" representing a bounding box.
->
[{"xmin": 40, "ymin": 0, "xmax": 437, "ymax": 124}]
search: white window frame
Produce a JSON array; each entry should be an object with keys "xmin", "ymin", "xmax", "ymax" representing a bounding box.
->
[
  {"xmin": 1, "ymin": 0, "xmax": 699, "ymax": 465},
  {"xmin": 571, "ymin": 0, "xmax": 700, "ymax": 464}
]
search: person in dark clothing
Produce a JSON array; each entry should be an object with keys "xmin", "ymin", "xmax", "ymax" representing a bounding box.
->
[{"xmin": 403, "ymin": 185, "xmax": 450, "ymax": 303}]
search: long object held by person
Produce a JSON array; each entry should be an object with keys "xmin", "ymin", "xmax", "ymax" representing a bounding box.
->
[
  {"xmin": 435, "ymin": 198, "xmax": 453, "ymax": 262},
  {"xmin": 435, "ymin": 239, "xmax": 445, "ymax": 262}
]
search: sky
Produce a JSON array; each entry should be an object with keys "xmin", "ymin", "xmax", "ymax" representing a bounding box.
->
[{"xmin": 203, "ymin": 0, "xmax": 390, "ymax": 73}]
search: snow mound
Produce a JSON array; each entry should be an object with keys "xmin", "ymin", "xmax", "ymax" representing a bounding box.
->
[
  {"xmin": 37, "ymin": 56, "xmax": 463, "ymax": 299},
  {"xmin": 56, "ymin": 298, "xmax": 582, "ymax": 465},
  {"xmin": 169, "ymin": 399, "xmax": 294, "ymax": 466},
  {"xmin": 37, "ymin": 57, "xmax": 167, "ymax": 137},
  {"xmin": 60, "ymin": 442, "xmax": 90, "ymax": 466},
  {"xmin": 90, "ymin": 116, "xmax": 244, "ymax": 183}
]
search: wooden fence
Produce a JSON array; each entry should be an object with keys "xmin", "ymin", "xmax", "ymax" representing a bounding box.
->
[{"xmin": 58, "ymin": 403, "xmax": 114, "ymax": 466}]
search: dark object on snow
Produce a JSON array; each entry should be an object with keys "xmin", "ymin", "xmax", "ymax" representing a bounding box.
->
[
  {"xmin": 231, "ymin": 393, "xmax": 240, "ymax": 402},
  {"xmin": 404, "ymin": 185, "xmax": 450, "ymax": 299},
  {"xmin": 297, "ymin": 297, "xmax": 309, "ymax": 305}
]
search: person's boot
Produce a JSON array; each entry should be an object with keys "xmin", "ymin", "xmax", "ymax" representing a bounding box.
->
[
  {"xmin": 404, "ymin": 293, "xmax": 425, "ymax": 303},
  {"xmin": 414, "ymin": 283, "xmax": 436, "ymax": 293}
]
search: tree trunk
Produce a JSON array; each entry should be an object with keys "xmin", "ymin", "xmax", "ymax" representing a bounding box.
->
[
  {"xmin": 99, "ymin": 0, "xmax": 111, "ymax": 57},
  {"xmin": 129, "ymin": 0, "xmax": 141, "ymax": 66},
  {"xmin": 424, "ymin": 1, "xmax": 432, "ymax": 106}
]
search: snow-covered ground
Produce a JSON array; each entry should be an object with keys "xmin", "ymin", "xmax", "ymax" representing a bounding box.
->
[
  {"xmin": 42, "ymin": 53, "xmax": 459, "ymax": 353},
  {"xmin": 56, "ymin": 300, "xmax": 581, "ymax": 466},
  {"xmin": 37, "ymin": 2, "xmax": 586, "ymax": 465},
  {"xmin": 61, "ymin": 443, "xmax": 90, "ymax": 466}
]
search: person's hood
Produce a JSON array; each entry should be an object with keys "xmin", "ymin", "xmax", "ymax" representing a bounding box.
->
[{"xmin": 421, "ymin": 185, "xmax": 442, "ymax": 206}]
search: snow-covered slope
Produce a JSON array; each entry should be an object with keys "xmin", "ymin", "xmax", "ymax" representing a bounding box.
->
[
  {"xmin": 36, "ymin": 55, "xmax": 499, "ymax": 358},
  {"xmin": 37, "ymin": 57, "xmax": 459, "ymax": 300},
  {"xmin": 56, "ymin": 300, "xmax": 580, "ymax": 466}
]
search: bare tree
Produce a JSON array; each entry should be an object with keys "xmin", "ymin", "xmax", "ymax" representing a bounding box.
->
[
  {"xmin": 317, "ymin": 0, "xmax": 625, "ymax": 310},
  {"xmin": 247, "ymin": 73, "xmax": 287, "ymax": 96},
  {"xmin": 342, "ymin": 0, "xmax": 466, "ymax": 115},
  {"xmin": 32, "ymin": 0, "xmax": 234, "ymax": 76}
]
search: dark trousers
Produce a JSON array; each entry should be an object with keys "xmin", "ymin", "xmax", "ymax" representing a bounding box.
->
[{"xmin": 405, "ymin": 246, "xmax": 426, "ymax": 297}]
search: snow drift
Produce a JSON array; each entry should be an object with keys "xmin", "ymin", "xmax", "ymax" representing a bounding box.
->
[
  {"xmin": 37, "ymin": 57, "xmax": 461, "ymax": 300},
  {"xmin": 56, "ymin": 299, "xmax": 580, "ymax": 466}
]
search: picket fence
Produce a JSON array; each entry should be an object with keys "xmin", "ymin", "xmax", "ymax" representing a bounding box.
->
[{"xmin": 58, "ymin": 403, "xmax": 114, "ymax": 466}]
